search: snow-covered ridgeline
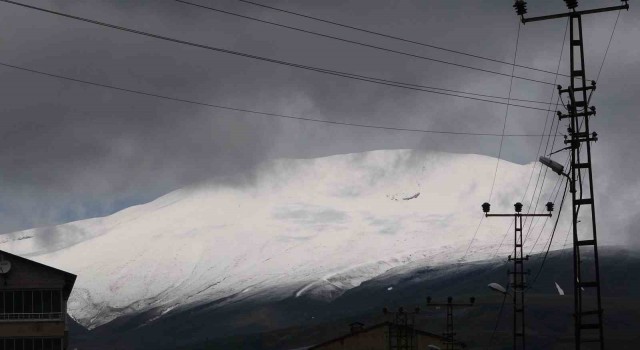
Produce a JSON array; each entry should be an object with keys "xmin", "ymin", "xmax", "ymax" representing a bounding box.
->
[{"xmin": 0, "ymin": 150, "xmax": 565, "ymax": 329}]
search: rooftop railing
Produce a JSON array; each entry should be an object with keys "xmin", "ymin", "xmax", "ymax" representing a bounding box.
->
[{"xmin": 0, "ymin": 312, "xmax": 63, "ymax": 321}]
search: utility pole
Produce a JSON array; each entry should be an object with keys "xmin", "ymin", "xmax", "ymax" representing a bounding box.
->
[
  {"xmin": 514, "ymin": 1, "xmax": 629, "ymax": 349},
  {"xmin": 482, "ymin": 201, "xmax": 553, "ymax": 349},
  {"xmin": 426, "ymin": 296, "xmax": 474, "ymax": 350},
  {"xmin": 383, "ymin": 307, "xmax": 420, "ymax": 350}
]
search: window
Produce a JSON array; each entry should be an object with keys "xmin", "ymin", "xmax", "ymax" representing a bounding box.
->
[
  {"xmin": 42, "ymin": 291, "xmax": 51, "ymax": 314},
  {"xmin": 0, "ymin": 290, "xmax": 62, "ymax": 321},
  {"xmin": 23, "ymin": 292, "xmax": 32, "ymax": 314},
  {"xmin": 4, "ymin": 293, "xmax": 13, "ymax": 314},
  {"xmin": 0, "ymin": 338, "xmax": 63, "ymax": 350},
  {"xmin": 33, "ymin": 291, "xmax": 42, "ymax": 314},
  {"xmin": 14, "ymin": 293, "xmax": 23, "ymax": 315},
  {"xmin": 51, "ymin": 294, "xmax": 60, "ymax": 315}
]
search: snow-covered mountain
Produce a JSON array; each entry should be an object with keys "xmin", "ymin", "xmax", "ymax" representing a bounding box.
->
[{"xmin": 0, "ymin": 150, "xmax": 564, "ymax": 329}]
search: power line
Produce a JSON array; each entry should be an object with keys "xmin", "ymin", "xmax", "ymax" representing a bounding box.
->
[
  {"xmin": 521, "ymin": 106, "xmax": 558, "ymax": 241},
  {"xmin": 526, "ymin": 11, "xmax": 620, "ymax": 258},
  {"xmin": 526, "ymin": 151, "xmax": 570, "ymax": 256},
  {"xmin": 525, "ymin": 11, "xmax": 622, "ymax": 285},
  {"xmin": 491, "ymin": 16, "xmax": 567, "ymax": 258},
  {"xmin": 524, "ymin": 132, "xmax": 573, "ymax": 258},
  {"xmin": 522, "ymin": 6, "xmax": 623, "ymax": 346},
  {"xmin": 299, "ymin": 65, "xmax": 554, "ymax": 109},
  {"xmin": 492, "ymin": 221, "xmax": 512, "ymax": 259},
  {"xmin": 529, "ymin": 178, "xmax": 570, "ymax": 288},
  {"xmin": 487, "ymin": 284, "xmax": 509, "ymax": 349},
  {"xmin": 524, "ymin": 10, "xmax": 622, "ymax": 257},
  {"xmin": 460, "ymin": 216, "xmax": 484, "ymax": 264},
  {"xmin": 521, "ymin": 148, "xmax": 572, "ymax": 288},
  {"xmin": 522, "ymin": 98, "xmax": 564, "ymax": 238},
  {"xmin": 528, "ymin": 9, "xmax": 624, "ymax": 273},
  {"xmin": 178, "ymin": 0, "xmax": 560, "ymax": 86},
  {"xmin": 0, "ymin": 61, "xmax": 559, "ymax": 137},
  {"xmin": 520, "ymin": 17, "xmax": 569, "ymax": 237},
  {"xmin": 521, "ymin": 118, "xmax": 558, "ymax": 246},
  {"xmin": 498, "ymin": 152, "xmax": 565, "ymax": 260},
  {"xmin": 495, "ymin": 100, "xmax": 565, "ymax": 258},
  {"xmin": 460, "ymin": 22, "xmax": 521, "ymax": 265},
  {"xmin": 526, "ymin": 150, "xmax": 568, "ymax": 253},
  {"xmin": 311, "ymin": 67, "xmax": 555, "ymax": 106},
  {"xmin": 560, "ymin": 222, "xmax": 574, "ymax": 255},
  {"xmin": 237, "ymin": 0, "xmax": 571, "ymax": 78},
  {"xmin": 0, "ymin": 0, "xmax": 556, "ymax": 112},
  {"xmin": 488, "ymin": 23, "xmax": 521, "ymax": 203},
  {"xmin": 496, "ymin": 18, "xmax": 568, "ymax": 260},
  {"xmin": 595, "ymin": 10, "xmax": 622, "ymax": 83},
  {"xmin": 521, "ymin": 137, "xmax": 553, "ymax": 246}
]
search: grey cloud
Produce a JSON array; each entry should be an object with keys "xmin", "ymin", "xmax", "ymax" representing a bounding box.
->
[{"xmin": 0, "ymin": 0, "xmax": 637, "ymax": 249}]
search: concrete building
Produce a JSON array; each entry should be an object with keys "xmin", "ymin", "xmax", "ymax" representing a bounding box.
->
[
  {"xmin": 0, "ymin": 250, "xmax": 76, "ymax": 350},
  {"xmin": 309, "ymin": 322, "xmax": 465, "ymax": 350}
]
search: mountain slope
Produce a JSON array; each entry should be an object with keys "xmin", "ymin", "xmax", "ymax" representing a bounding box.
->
[
  {"xmin": 0, "ymin": 149, "xmax": 564, "ymax": 329},
  {"xmin": 72, "ymin": 247, "xmax": 640, "ymax": 350}
]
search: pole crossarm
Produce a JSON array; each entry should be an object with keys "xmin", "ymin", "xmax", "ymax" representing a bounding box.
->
[
  {"xmin": 522, "ymin": 4, "xmax": 628, "ymax": 23},
  {"xmin": 486, "ymin": 213, "xmax": 551, "ymax": 217},
  {"xmin": 426, "ymin": 297, "xmax": 476, "ymax": 308}
]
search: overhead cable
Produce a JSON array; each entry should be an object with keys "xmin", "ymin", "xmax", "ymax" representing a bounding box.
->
[
  {"xmin": 521, "ymin": 18, "xmax": 570, "ymax": 243},
  {"xmin": 494, "ymin": 18, "xmax": 568, "ymax": 258},
  {"xmin": 0, "ymin": 61, "xmax": 558, "ymax": 137},
  {"xmin": 528, "ymin": 178, "xmax": 570, "ymax": 288},
  {"xmin": 178, "ymin": 0, "xmax": 560, "ymax": 86},
  {"xmin": 487, "ymin": 23, "xmax": 521, "ymax": 203},
  {"xmin": 237, "ymin": 0, "xmax": 571, "ymax": 78},
  {"xmin": 460, "ymin": 22, "xmax": 521, "ymax": 266},
  {"xmin": 487, "ymin": 284, "xmax": 509, "ymax": 348},
  {"xmin": 0, "ymin": 0, "xmax": 555, "ymax": 112},
  {"xmin": 595, "ymin": 10, "xmax": 622, "ymax": 83}
]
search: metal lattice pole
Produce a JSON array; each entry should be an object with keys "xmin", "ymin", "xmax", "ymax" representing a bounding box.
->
[
  {"xmin": 426, "ymin": 297, "xmax": 475, "ymax": 350},
  {"xmin": 514, "ymin": 1, "xmax": 630, "ymax": 348},
  {"xmin": 512, "ymin": 213, "xmax": 526, "ymax": 349},
  {"xmin": 482, "ymin": 201, "xmax": 553, "ymax": 349},
  {"xmin": 383, "ymin": 307, "xmax": 419, "ymax": 350}
]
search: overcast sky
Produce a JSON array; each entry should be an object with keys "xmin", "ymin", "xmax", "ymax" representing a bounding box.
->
[{"xmin": 0, "ymin": 0, "xmax": 638, "ymax": 245}]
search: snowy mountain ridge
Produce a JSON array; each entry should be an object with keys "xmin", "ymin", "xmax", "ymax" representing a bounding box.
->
[{"xmin": 0, "ymin": 149, "xmax": 562, "ymax": 329}]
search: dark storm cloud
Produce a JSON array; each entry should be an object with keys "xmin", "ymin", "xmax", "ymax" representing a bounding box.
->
[{"xmin": 0, "ymin": 0, "xmax": 638, "ymax": 246}]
